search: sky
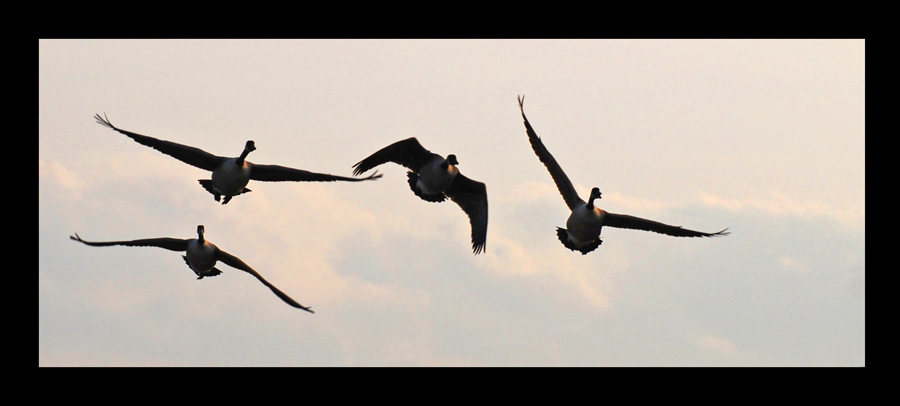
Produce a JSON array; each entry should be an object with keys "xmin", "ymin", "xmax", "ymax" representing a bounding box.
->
[{"xmin": 39, "ymin": 39, "xmax": 865, "ymax": 367}]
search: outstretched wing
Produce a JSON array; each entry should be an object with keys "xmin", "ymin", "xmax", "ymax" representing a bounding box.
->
[
  {"xmin": 215, "ymin": 249, "xmax": 314, "ymax": 313},
  {"xmin": 250, "ymin": 163, "xmax": 382, "ymax": 182},
  {"xmin": 94, "ymin": 113, "xmax": 222, "ymax": 171},
  {"xmin": 602, "ymin": 212, "xmax": 730, "ymax": 238},
  {"xmin": 445, "ymin": 173, "xmax": 488, "ymax": 255},
  {"xmin": 70, "ymin": 233, "xmax": 189, "ymax": 252},
  {"xmin": 352, "ymin": 137, "xmax": 435, "ymax": 175},
  {"xmin": 517, "ymin": 96, "xmax": 584, "ymax": 211}
]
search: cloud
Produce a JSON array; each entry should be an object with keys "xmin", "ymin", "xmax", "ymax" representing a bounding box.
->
[
  {"xmin": 39, "ymin": 158, "xmax": 86, "ymax": 198},
  {"xmin": 698, "ymin": 189, "xmax": 864, "ymax": 230},
  {"xmin": 690, "ymin": 334, "xmax": 739, "ymax": 355},
  {"xmin": 502, "ymin": 180, "xmax": 564, "ymax": 204},
  {"xmin": 195, "ymin": 181, "xmax": 450, "ymax": 315},
  {"xmin": 845, "ymin": 268, "xmax": 865, "ymax": 299},
  {"xmin": 40, "ymin": 39, "xmax": 865, "ymax": 366},
  {"xmin": 474, "ymin": 224, "xmax": 624, "ymax": 312},
  {"xmin": 777, "ymin": 255, "xmax": 811, "ymax": 274},
  {"xmin": 600, "ymin": 191, "xmax": 667, "ymax": 213}
]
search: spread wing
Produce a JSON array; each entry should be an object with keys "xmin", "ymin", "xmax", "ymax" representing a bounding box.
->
[
  {"xmin": 602, "ymin": 212, "xmax": 730, "ymax": 238},
  {"xmin": 517, "ymin": 96, "xmax": 583, "ymax": 211},
  {"xmin": 70, "ymin": 233, "xmax": 189, "ymax": 252},
  {"xmin": 352, "ymin": 137, "xmax": 436, "ymax": 175},
  {"xmin": 250, "ymin": 163, "xmax": 381, "ymax": 182},
  {"xmin": 445, "ymin": 173, "xmax": 488, "ymax": 255},
  {"xmin": 215, "ymin": 249, "xmax": 314, "ymax": 313},
  {"xmin": 94, "ymin": 113, "xmax": 223, "ymax": 171}
]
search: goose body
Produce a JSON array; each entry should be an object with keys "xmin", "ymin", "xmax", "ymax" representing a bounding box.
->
[
  {"xmin": 209, "ymin": 155, "xmax": 253, "ymax": 198},
  {"xmin": 95, "ymin": 113, "xmax": 381, "ymax": 204},
  {"xmin": 185, "ymin": 236, "xmax": 219, "ymax": 278},
  {"xmin": 416, "ymin": 155, "xmax": 460, "ymax": 195},
  {"xmin": 566, "ymin": 201, "xmax": 604, "ymax": 248},
  {"xmin": 352, "ymin": 137, "xmax": 488, "ymax": 255},
  {"xmin": 70, "ymin": 225, "xmax": 314, "ymax": 313},
  {"xmin": 517, "ymin": 95, "xmax": 728, "ymax": 255}
]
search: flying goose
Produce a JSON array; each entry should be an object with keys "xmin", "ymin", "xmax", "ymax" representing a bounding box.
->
[
  {"xmin": 70, "ymin": 225, "xmax": 314, "ymax": 313},
  {"xmin": 94, "ymin": 113, "xmax": 381, "ymax": 204},
  {"xmin": 517, "ymin": 95, "xmax": 728, "ymax": 255},
  {"xmin": 352, "ymin": 137, "xmax": 488, "ymax": 255}
]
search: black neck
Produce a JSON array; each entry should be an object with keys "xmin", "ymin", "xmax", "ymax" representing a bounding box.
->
[{"xmin": 237, "ymin": 149, "xmax": 251, "ymax": 165}]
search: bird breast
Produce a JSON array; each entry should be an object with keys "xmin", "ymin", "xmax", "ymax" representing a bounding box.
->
[
  {"xmin": 211, "ymin": 159, "xmax": 252, "ymax": 195},
  {"xmin": 566, "ymin": 205, "xmax": 604, "ymax": 243},
  {"xmin": 417, "ymin": 157, "xmax": 458, "ymax": 195},
  {"xmin": 186, "ymin": 240, "xmax": 218, "ymax": 273}
]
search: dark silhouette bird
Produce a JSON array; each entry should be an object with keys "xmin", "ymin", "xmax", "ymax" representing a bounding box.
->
[
  {"xmin": 70, "ymin": 225, "xmax": 313, "ymax": 313},
  {"xmin": 352, "ymin": 137, "xmax": 488, "ymax": 255},
  {"xmin": 517, "ymin": 95, "xmax": 728, "ymax": 255},
  {"xmin": 95, "ymin": 113, "xmax": 381, "ymax": 204}
]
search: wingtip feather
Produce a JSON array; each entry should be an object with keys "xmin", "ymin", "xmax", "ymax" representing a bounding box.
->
[{"xmin": 94, "ymin": 112, "xmax": 114, "ymax": 129}]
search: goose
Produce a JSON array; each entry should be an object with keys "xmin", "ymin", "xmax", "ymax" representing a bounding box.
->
[
  {"xmin": 352, "ymin": 137, "xmax": 488, "ymax": 255},
  {"xmin": 94, "ymin": 113, "xmax": 381, "ymax": 204},
  {"xmin": 517, "ymin": 95, "xmax": 728, "ymax": 255},
  {"xmin": 70, "ymin": 225, "xmax": 314, "ymax": 313}
]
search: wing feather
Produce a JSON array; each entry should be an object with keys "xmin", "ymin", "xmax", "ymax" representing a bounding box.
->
[
  {"xmin": 94, "ymin": 113, "xmax": 222, "ymax": 171},
  {"xmin": 445, "ymin": 174, "xmax": 488, "ymax": 255},
  {"xmin": 70, "ymin": 233, "xmax": 189, "ymax": 251},
  {"xmin": 352, "ymin": 137, "xmax": 435, "ymax": 175},
  {"xmin": 250, "ymin": 163, "xmax": 381, "ymax": 182},
  {"xmin": 215, "ymin": 249, "xmax": 314, "ymax": 313},
  {"xmin": 517, "ymin": 96, "xmax": 583, "ymax": 210},
  {"xmin": 603, "ymin": 213, "xmax": 730, "ymax": 238}
]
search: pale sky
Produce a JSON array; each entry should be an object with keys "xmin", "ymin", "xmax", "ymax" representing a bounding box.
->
[{"xmin": 39, "ymin": 39, "xmax": 864, "ymax": 366}]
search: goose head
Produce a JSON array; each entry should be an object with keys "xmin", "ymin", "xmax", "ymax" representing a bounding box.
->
[
  {"xmin": 196, "ymin": 224, "xmax": 206, "ymax": 243},
  {"xmin": 237, "ymin": 140, "xmax": 256, "ymax": 164},
  {"xmin": 586, "ymin": 187, "xmax": 602, "ymax": 209},
  {"xmin": 443, "ymin": 154, "xmax": 459, "ymax": 169}
]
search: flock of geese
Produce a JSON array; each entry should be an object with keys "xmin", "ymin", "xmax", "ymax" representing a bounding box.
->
[{"xmin": 71, "ymin": 95, "xmax": 729, "ymax": 314}]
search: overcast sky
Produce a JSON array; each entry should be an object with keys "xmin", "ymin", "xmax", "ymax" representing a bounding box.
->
[{"xmin": 39, "ymin": 39, "xmax": 864, "ymax": 366}]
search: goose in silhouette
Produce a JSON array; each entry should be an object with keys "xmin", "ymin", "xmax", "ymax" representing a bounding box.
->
[
  {"xmin": 94, "ymin": 113, "xmax": 381, "ymax": 204},
  {"xmin": 517, "ymin": 95, "xmax": 728, "ymax": 255},
  {"xmin": 352, "ymin": 137, "xmax": 488, "ymax": 255},
  {"xmin": 70, "ymin": 225, "xmax": 313, "ymax": 313}
]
